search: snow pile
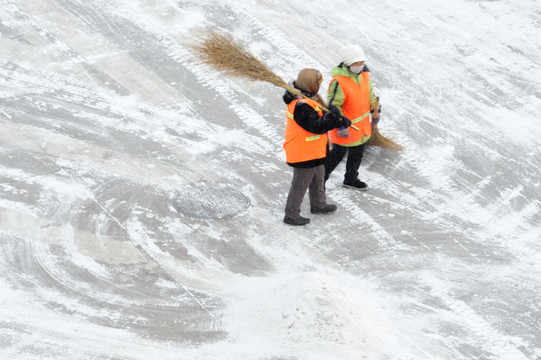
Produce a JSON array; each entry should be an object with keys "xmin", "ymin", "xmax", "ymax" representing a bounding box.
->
[{"xmin": 225, "ymin": 272, "xmax": 390, "ymax": 355}]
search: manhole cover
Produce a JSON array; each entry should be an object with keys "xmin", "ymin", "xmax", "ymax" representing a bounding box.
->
[{"xmin": 172, "ymin": 182, "xmax": 250, "ymax": 219}]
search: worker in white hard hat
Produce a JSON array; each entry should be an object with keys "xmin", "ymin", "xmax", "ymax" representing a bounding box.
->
[{"xmin": 325, "ymin": 44, "xmax": 379, "ymax": 191}]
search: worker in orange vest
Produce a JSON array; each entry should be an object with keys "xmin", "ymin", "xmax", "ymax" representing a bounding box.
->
[
  {"xmin": 283, "ymin": 68, "xmax": 351, "ymax": 226},
  {"xmin": 325, "ymin": 44, "xmax": 379, "ymax": 191}
]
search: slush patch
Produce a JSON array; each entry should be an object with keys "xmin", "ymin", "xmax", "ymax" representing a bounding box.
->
[{"xmin": 172, "ymin": 182, "xmax": 250, "ymax": 219}]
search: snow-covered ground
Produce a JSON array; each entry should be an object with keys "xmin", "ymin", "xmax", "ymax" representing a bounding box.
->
[{"xmin": 1, "ymin": 0, "xmax": 540, "ymax": 359}]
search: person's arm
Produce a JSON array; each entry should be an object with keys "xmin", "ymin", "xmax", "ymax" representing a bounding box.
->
[
  {"xmin": 293, "ymin": 103, "xmax": 349, "ymax": 134},
  {"xmin": 292, "ymin": 103, "xmax": 337, "ymax": 134},
  {"xmin": 368, "ymin": 80, "xmax": 377, "ymax": 111}
]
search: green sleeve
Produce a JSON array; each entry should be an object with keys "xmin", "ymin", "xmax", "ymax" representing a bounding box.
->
[{"xmin": 369, "ymin": 80, "xmax": 377, "ymax": 111}]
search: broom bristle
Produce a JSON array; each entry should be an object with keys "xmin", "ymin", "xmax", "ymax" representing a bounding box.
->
[
  {"xmin": 366, "ymin": 97, "xmax": 404, "ymax": 151},
  {"xmin": 367, "ymin": 126, "xmax": 404, "ymax": 151},
  {"xmin": 189, "ymin": 30, "xmax": 293, "ymax": 91}
]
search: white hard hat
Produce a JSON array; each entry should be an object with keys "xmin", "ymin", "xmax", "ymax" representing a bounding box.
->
[{"xmin": 340, "ymin": 45, "xmax": 367, "ymax": 66}]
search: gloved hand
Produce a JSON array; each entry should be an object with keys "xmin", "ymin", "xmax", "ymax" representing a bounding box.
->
[
  {"xmin": 337, "ymin": 126, "xmax": 349, "ymax": 138},
  {"xmin": 341, "ymin": 116, "xmax": 352, "ymax": 127},
  {"xmin": 372, "ymin": 117, "xmax": 380, "ymax": 125},
  {"xmin": 328, "ymin": 105, "xmax": 341, "ymax": 117}
]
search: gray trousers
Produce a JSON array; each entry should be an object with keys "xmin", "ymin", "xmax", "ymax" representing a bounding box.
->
[{"xmin": 285, "ymin": 165, "xmax": 327, "ymax": 219}]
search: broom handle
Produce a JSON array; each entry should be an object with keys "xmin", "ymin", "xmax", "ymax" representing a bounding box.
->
[{"xmin": 372, "ymin": 97, "xmax": 380, "ymax": 119}]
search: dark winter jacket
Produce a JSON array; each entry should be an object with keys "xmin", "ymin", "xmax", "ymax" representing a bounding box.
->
[{"xmin": 282, "ymin": 82, "xmax": 346, "ymax": 168}]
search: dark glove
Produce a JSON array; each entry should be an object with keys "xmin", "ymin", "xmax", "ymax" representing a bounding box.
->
[
  {"xmin": 329, "ymin": 105, "xmax": 341, "ymax": 117},
  {"xmin": 372, "ymin": 117, "xmax": 380, "ymax": 125},
  {"xmin": 341, "ymin": 116, "xmax": 352, "ymax": 128}
]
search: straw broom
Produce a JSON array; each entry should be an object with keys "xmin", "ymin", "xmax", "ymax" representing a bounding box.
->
[
  {"xmin": 188, "ymin": 30, "xmax": 303, "ymax": 99},
  {"xmin": 367, "ymin": 97, "xmax": 404, "ymax": 151},
  {"xmin": 188, "ymin": 30, "xmax": 402, "ymax": 150}
]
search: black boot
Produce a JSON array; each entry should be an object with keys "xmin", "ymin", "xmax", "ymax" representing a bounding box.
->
[
  {"xmin": 343, "ymin": 179, "xmax": 368, "ymax": 191},
  {"xmin": 283, "ymin": 216, "xmax": 310, "ymax": 226},
  {"xmin": 310, "ymin": 204, "xmax": 337, "ymax": 214}
]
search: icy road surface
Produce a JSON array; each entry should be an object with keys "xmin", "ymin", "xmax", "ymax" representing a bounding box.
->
[{"xmin": 1, "ymin": 0, "xmax": 540, "ymax": 359}]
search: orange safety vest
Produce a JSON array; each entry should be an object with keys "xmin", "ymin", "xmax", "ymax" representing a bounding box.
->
[
  {"xmin": 328, "ymin": 72, "xmax": 372, "ymax": 145},
  {"xmin": 283, "ymin": 98, "xmax": 327, "ymax": 164}
]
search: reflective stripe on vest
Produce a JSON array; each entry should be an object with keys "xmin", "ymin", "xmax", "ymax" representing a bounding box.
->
[
  {"xmin": 328, "ymin": 72, "xmax": 373, "ymax": 145},
  {"xmin": 283, "ymin": 98, "xmax": 327, "ymax": 164},
  {"xmin": 351, "ymin": 111, "xmax": 371, "ymax": 126}
]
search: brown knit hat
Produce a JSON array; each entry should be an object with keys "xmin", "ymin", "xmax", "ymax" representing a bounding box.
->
[{"xmin": 295, "ymin": 68, "xmax": 322, "ymax": 95}]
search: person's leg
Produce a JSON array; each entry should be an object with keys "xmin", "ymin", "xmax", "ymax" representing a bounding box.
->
[
  {"xmin": 285, "ymin": 167, "xmax": 316, "ymax": 222},
  {"xmin": 309, "ymin": 165, "xmax": 326, "ymax": 209},
  {"xmin": 344, "ymin": 144, "xmax": 365, "ymax": 184},
  {"xmin": 324, "ymin": 143, "xmax": 347, "ymax": 180},
  {"xmin": 309, "ymin": 164, "xmax": 338, "ymax": 214}
]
